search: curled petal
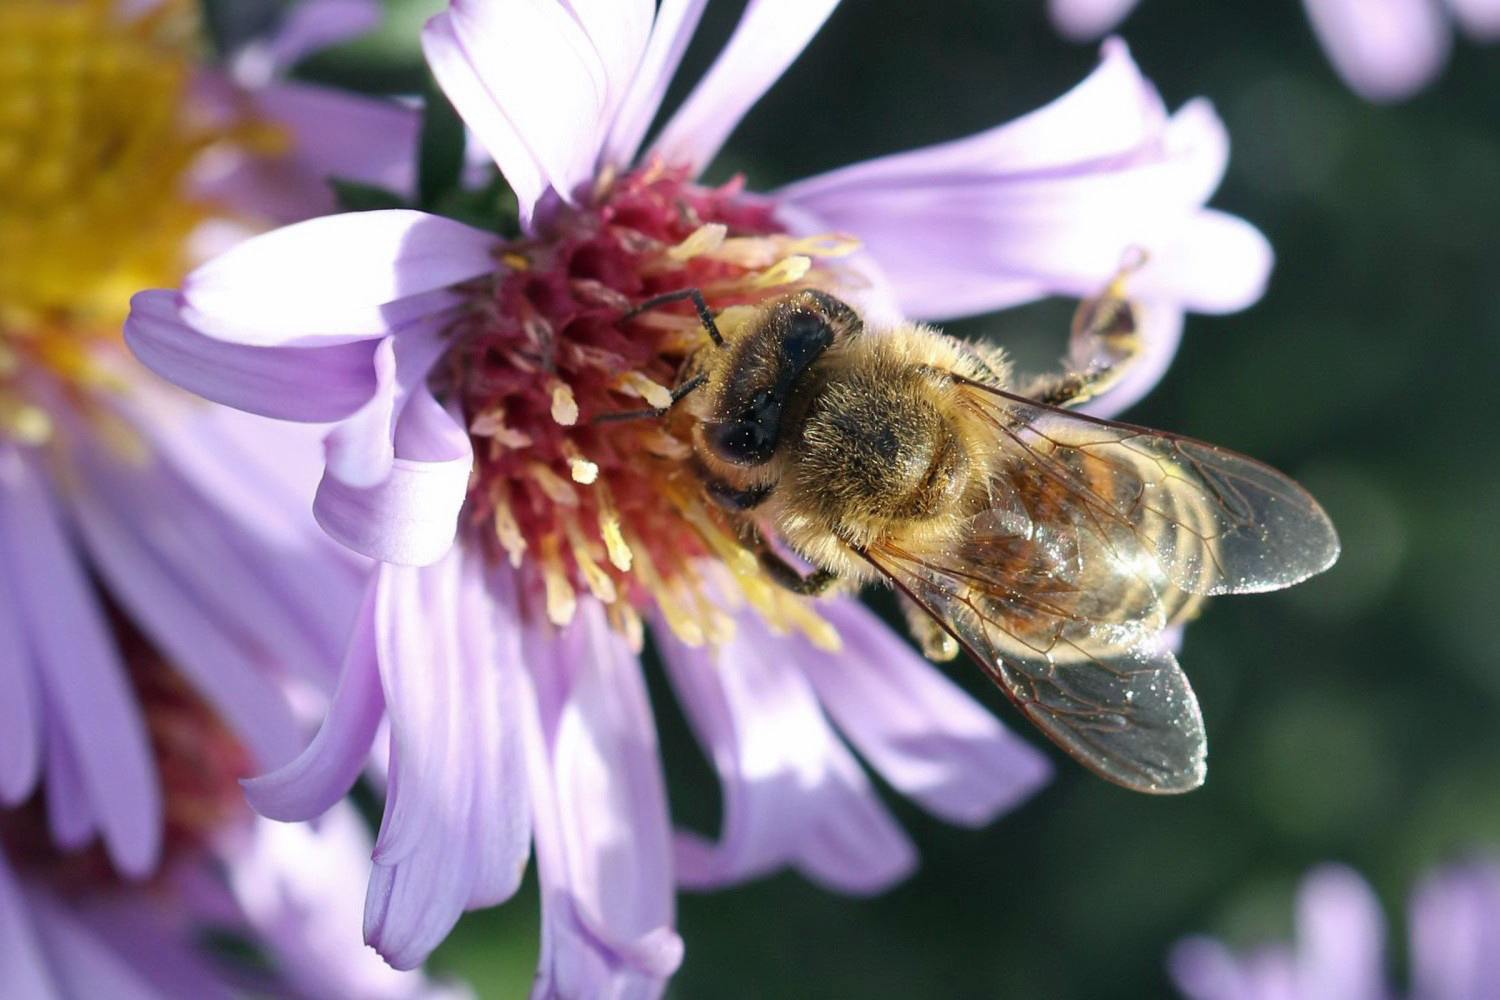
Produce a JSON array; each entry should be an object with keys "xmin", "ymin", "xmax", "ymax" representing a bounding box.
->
[
  {"xmin": 125, "ymin": 290, "xmax": 380, "ymax": 422},
  {"xmin": 0, "ymin": 450, "xmax": 159, "ymax": 878},
  {"xmin": 314, "ymin": 387, "xmax": 473, "ymax": 566},
  {"xmin": 243, "ymin": 577, "xmax": 384, "ymax": 821},
  {"xmin": 651, "ymin": 0, "xmax": 842, "ymax": 176},
  {"xmin": 182, "ymin": 210, "xmax": 497, "ymax": 345},
  {"xmin": 523, "ymin": 600, "xmax": 680, "ymax": 998},
  {"xmin": 363, "ymin": 554, "xmax": 531, "ymax": 970},
  {"xmin": 1302, "ymin": 0, "xmax": 1451, "ymax": 102},
  {"xmin": 805, "ymin": 600, "xmax": 1051, "ymax": 827},
  {"xmin": 660, "ymin": 613, "xmax": 915, "ymax": 894}
]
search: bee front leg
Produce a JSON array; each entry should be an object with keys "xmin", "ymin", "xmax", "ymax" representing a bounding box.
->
[{"xmin": 742, "ymin": 522, "xmax": 840, "ymax": 596}]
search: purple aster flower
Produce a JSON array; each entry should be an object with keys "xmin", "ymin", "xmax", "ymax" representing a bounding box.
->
[
  {"xmin": 1, "ymin": 0, "xmax": 453, "ymax": 995},
  {"xmin": 124, "ymin": 0, "xmax": 1271, "ymax": 992},
  {"xmin": 1050, "ymin": 0, "xmax": 1500, "ymax": 101},
  {"xmin": 1169, "ymin": 859, "xmax": 1500, "ymax": 1000}
]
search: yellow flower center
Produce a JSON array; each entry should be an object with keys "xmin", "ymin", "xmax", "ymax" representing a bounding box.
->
[{"xmin": 0, "ymin": 0, "xmax": 278, "ymax": 442}]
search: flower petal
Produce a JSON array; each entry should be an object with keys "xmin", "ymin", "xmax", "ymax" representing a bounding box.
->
[
  {"xmin": 1409, "ymin": 860, "xmax": 1500, "ymax": 1000},
  {"xmin": 802, "ymin": 600, "xmax": 1050, "ymax": 826},
  {"xmin": 1295, "ymin": 864, "xmax": 1387, "ymax": 999},
  {"xmin": 314, "ymin": 386, "xmax": 473, "ymax": 566},
  {"xmin": 0, "ymin": 855, "xmax": 59, "ymax": 1000},
  {"xmin": 244, "ymin": 578, "xmax": 384, "ymax": 821},
  {"xmin": 660, "ymin": 613, "xmax": 915, "ymax": 894},
  {"xmin": 363, "ymin": 554, "xmax": 531, "ymax": 970},
  {"xmin": 230, "ymin": 806, "xmax": 462, "ymax": 999},
  {"xmin": 777, "ymin": 41, "xmax": 1255, "ymax": 326},
  {"xmin": 244, "ymin": 81, "xmax": 421, "ymax": 218},
  {"xmin": 262, "ymin": 0, "xmax": 381, "ymax": 72},
  {"xmin": 651, "ymin": 0, "xmax": 842, "ymax": 176},
  {"xmin": 1302, "ymin": 0, "xmax": 1451, "ymax": 101},
  {"xmin": 1048, "ymin": 0, "xmax": 1143, "ymax": 41},
  {"xmin": 603, "ymin": 0, "xmax": 710, "ymax": 167},
  {"xmin": 0, "ymin": 449, "xmax": 160, "ymax": 878},
  {"xmin": 0, "ymin": 464, "xmax": 42, "ymax": 803},
  {"xmin": 1448, "ymin": 0, "xmax": 1500, "ymax": 40},
  {"xmin": 1167, "ymin": 935, "xmax": 1264, "ymax": 1000},
  {"xmin": 62, "ymin": 425, "xmax": 314, "ymax": 771},
  {"xmin": 125, "ymin": 290, "xmax": 379, "ymax": 422},
  {"xmin": 182, "ymin": 210, "xmax": 497, "ymax": 345},
  {"xmin": 20, "ymin": 890, "xmax": 186, "ymax": 1000},
  {"xmin": 1134, "ymin": 209, "xmax": 1274, "ymax": 315},
  {"xmin": 423, "ymin": 0, "xmax": 652, "ymax": 221},
  {"xmin": 523, "ymin": 600, "xmax": 681, "ymax": 998}
]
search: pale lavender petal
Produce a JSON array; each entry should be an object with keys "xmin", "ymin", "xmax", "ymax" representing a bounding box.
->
[
  {"xmin": 602, "ymin": 0, "xmax": 710, "ymax": 166},
  {"xmin": 363, "ymin": 554, "xmax": 530, "ymax": 970},
  {"xmin": 1048, "ymin": 0, "xmax": 1143, "ymax": 40},
  {"xmin": 651, "ymin": 0, "xmax": 842, "ymax": 176},
  {"xmin": 523, "ymin": 600, "xmax": 681, "ymax": 998},
  {"xmin": 1448, "ymin": 0, "xmax": 1500, "ymax": 39},
  {"xmin": 0, "ymin": 855, "xmax": 59, "ymax": 1000},
  {"xmin": 125, "ymin": 290, "xmax": 380, "ymax": 421},
  {"xmin": 804, "ymin": 600, "xmax": 1051, "ymax": 827},
  {"xmin": 22, "ymin": 890, "xmax": 180, "ymax": 1000},
  {"xmin": 62, "ymin": 430, "xmax": 307, "ymax": 771},
  {"xmin": 1169, "ymin": 935, "xmax": 1267, "ymax": 1000},
  {"xmin": 1409, "ymin": 861, "xmax": 1500, "ymax": 1000},
  {"xmin": 229, "ymin": 806, "xmax": 463, "ymax": 1000},
  {"xmin": 659, "ymin": 612, "xmax": 915, "ymax": 894},
  {"xmin": 244, "ymin": 578, "xmax": 384, "ymax": 821},
  {"xmin": 0, "ymin": 449, "xmax": 160, "ymax": 878},
  {"xmin": 1132, "ymin": 210, "xmax": 1275, "ymax": 315},
  {"xmin": 264, "ymin": 0, "xmax": 380, "ymax": 71},
  {"xmin": 43, "ymin": 719, "xmax": 96, "ymax": 851},
  {"xmin": 0, "ymin": 471, "xmax": 42, "ymax": 803},
  {"xmin": 68, "ymin": 895, "xmax": 236, "ymax": 1000},
  {"xmin": 1302, "ymin": 0, "xmax": 1451, "ymax": 102},
  {"xmin": 182, "ymin": 211, "xmax": 497, "ymax": 345},
  {"xmin": 254, "ymin": 82, "xmax": 420, "ymax": 201},
  {"xmin": 777, "ymin": 43, "xmax": 1244, "ymax": 323},
  {"xmin": 1295, "ymin": 864, "xmax": 1388, "ymax": 1000},
  {"xmin": 421, "ymin": 14, "xmax": 547, "ymax": 224},
  {"xmin": 422, "ymin": 0, "xmax": 651, "ymax": 221},
  {"xmin": 314, "ymin": 386, "xmax": 473, "ymax": 566},
  {"xmin": 776, "ymin": 40, "xmax": 1163, "ymax": 201},
  {"xmin": 325, "ymin": 337, "xmax": 400, "ymax": 488}
]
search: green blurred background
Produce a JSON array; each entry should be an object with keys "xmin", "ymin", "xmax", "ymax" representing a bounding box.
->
[{"xmin": 278, "ymin": 0, "xmax": 1500, "ymax": 995}]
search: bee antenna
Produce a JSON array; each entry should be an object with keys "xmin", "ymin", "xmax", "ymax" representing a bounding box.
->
[{"xmin": 619, "ymin": 287, "xmax": 724, "ymax": 347}]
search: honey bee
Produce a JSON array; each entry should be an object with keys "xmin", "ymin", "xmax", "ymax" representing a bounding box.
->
[{"xmin": 614, "ymin": 281, "xmax": 1339, "ymax": 793}]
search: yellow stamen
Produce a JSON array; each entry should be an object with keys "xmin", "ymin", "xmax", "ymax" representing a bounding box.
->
[
  {"xmin": 528, "ymin": 462, "xmax": 579, "ymax": 506},
  {"xmin": 631, "ymin": 538, "xmax": 704, "ymax": 646},
  {"xmin": 607, "ymin": 602, "xmax": 645, "ymax": 654},
  {"xmin": 664, "ymin": 223, "xmax": 727, "ymax": 262},
  {"xmin": 549, "ymin": 380, "xmax": 579, "ymax": 426},
  {"xmin": 0, "ymin": 398, "xmax": 53, "ymax": 445},
  {"xmin": 613, "ymin": 371, "xmax": 675, "ymax": 410},
  {"xmin": 471, "ymin": 411, "xmax": 534, "ymax": 449},
  {"xmin": 749, "ymin": 255, "xmax": 812, "ymax": 289},
  {"xmin": 492, "ymin": 490, "xmax": 527, "ymax": 568},
  {"xmin": 595, "ymin": 486, "xmax": 633, "ymax": 573},
  {"xmin": 538, "ymin": 537, "xmax": 577, "ymax": 627},
  {"xmin": 563, "ymin": 520, "xmax": 617, "ymax": 604}
]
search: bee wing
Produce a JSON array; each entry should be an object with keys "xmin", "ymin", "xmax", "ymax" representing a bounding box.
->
[
  {"xmin": 858, "ymin": 380, "xmax": 1336, "ymax": 793},
  {"xmin": 955, "ymin": 377, "xmax": 1340, "ymax": 597},
  {"xmin": 863, "ymin": 514, "xmax": 1207, "ymax": 794}
]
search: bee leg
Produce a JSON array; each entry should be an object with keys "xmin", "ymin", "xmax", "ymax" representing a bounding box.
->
[
  {"xmin": 743, "ymin": 522, "xmax": 840, "ymax": 596},
  {"xmin": 619, "ymin": 287, "xmax": 723, "ymax": 346},
  {"xmin": 590, "ymin": 373, "xmax": 708, "ymax": 424},
  {"xmin": 1025, "ymin": 252, "xmax": 1147, "ymax": 408}
]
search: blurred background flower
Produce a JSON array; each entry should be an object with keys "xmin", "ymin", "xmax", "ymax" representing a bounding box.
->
[
  {"xmin": 1170, "ymin": 859, "xmax": 1500, "ymax": 1000},
  {"xmin": 0, "ymin": 0, "xmax": 454, "ymax": 994},
  {"xmin": 1049, "ymin": 0, "xmax": 1500, "ymax": 101}
]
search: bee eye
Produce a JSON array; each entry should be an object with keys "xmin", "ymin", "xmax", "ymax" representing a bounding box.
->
[
  {"xmin": 783, "ymin": 312, "xmax": 831, "ymax": 366},
  {"xmin": 706, "ymin": 419, "xmax": 776, "ymax": 466}
]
